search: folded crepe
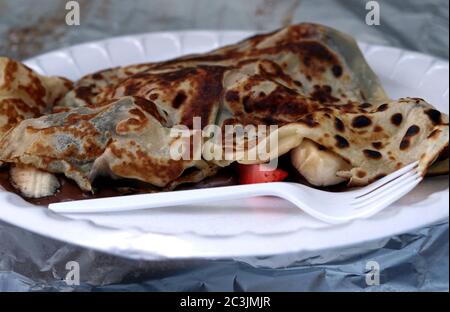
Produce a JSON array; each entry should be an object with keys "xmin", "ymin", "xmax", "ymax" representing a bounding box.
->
[
  {"xmin": 0, "ymin": 23, "xmax": 448, "ymax": 197},
  {"xmin": 0, "ymin": 57, "xmax": 73, "ymax": 197},
  {"xmin": 0, "ymin": 96, "xmax": 215, "ymax": 192},
  {"xmin": 0, "ymin": 57, "xmax": 72, "ymax": 138}
]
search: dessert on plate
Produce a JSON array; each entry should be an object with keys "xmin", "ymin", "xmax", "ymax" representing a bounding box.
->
[{"xmin": 0, "ymin": 23, "xmax": 448, "ymax": 205}]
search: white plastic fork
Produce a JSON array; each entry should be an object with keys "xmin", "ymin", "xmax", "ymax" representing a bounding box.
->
[{"xmin": 48, "ymin": 161, "xmax": 422, "ymax": 224}]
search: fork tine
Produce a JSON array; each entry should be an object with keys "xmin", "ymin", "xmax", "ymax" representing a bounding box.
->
[
  {"xmin": 352, "ymin": 171, "xmax": 421, "ymax": 208},
  {"xmin": 354, "ymin": 161, "xmax": 419, "ymax": 198},
  {"xmin": 352, "ymin": 168, "xmax": 418, "ymax": 204},
  {"xmin": 350, "ymin": 175, "xmax": 423, "ymax": 219}
]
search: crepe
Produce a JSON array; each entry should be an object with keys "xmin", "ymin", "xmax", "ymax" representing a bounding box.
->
[
  {"xmin": 57, "ymin": 64, "xmax": 153, "ymax": 110},
  {"xmin": 0, "ymin": 96, "xmax": 214, "ymax": 192},
  {"xmin": 0, "ymin": 57, "xmax": 72, "ymax": 174},
  {"xmin": 64, "ymin": 23, "xmax": 387, "ymax": 111},
  {"xmin": 0, "ymin": 57, "xmax": 72, "ymax": 137},
  {"xmin": 0, "ymin": 23, "xmax": 448, "ymax": 195},
  {"xmin": 229, "ymin": 97, "xmax": 448, "ymax": 186}
]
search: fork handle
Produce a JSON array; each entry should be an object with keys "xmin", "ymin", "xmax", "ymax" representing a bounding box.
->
[{"xmin": 48, "ymin": 183, "xmax": 281, "ymax": 213}]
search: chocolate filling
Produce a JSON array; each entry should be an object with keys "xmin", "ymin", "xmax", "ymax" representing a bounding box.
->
[{"xmin": 0, "ymin": 166, "xmax": 238, "ymax": 206}]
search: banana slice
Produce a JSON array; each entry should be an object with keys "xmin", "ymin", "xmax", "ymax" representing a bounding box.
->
[
  {"xmin": 291, "ymin": 139, "xmax": 351, "ymax": 186},
  {"xmin": 10, "ymin": 165, "xmax": 60, "ymax": 198}
]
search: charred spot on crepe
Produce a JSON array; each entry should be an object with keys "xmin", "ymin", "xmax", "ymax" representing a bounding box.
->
[
  {"xmin": 225, "ymin": 90, "xmax": 240, "ymax": 102},
  {"xmin": 352, "ymin": 115, "xmax": 372, "ymax": 128},
  {"xmin": 391, "ymin": 113, "xmax": 403, "ymax": 126},
  {"xmin": 371, "ymin": 141, "xmax": 383, "ymax": 149},
  {"xmin": 3, "ymin": 59, "xmax": 19, "ymax": 90},
  {"xmin": 356, "ymin": 170, "xmax": 367, "ymax": 178},
  {"xmin": 399, "ymin": 125, "xmax": 421, "ymax": 151},
  {"xmin": 428, "ymin": 129, "xmax": 442, "ymax": 140},
  {"xmin": 331, "ymin": 64, "xmax": 343, "ymax": 78},
  {"xmin": 172, "ymin": 91, "xmax": 188, "ymax": 109},
  {"xmin": 310, "ymin": 85, "xmax": 339, "ymax": 103},
  {"xmin": 298, "ymin": 114, "xmax": 319, "ymax": 128},
  {"xmin": 359, "ymin": 102, "xmax": 372, "ymax": 109},
  {"xmin": 74, "ymin": 85, "xmax": 97, "ymax": 103},
  {"xmin": 363, "ymin": 149, "xmax": 382, "ymax": 160},
  {"xmin": 373, "ymin": 125, "xmax": 383, "ymax": 132},
  {"xmin": 377, "ymin": 103, "xmax": 389, "ymax": 112},
  {"xmin": 334, "ymin": 117, "xmax": 345, "ymax": 132},
  {"xmin": 425, "ymin": 109, "xmax": 442, "ymax": 125},
  {"xmin": 258, "ymin": 60, "xmax": 301, "ymax": 87},
  {"xmin": 239, "ymin": 85, "xmax": 311, "ymax": 117},
  {"xmin": 335, "ymin": 135, "xmax": 350, "ymax": 148},
  {"xmin": 405, "ymin": 125, "xmax": 421, "ymax": 137}
]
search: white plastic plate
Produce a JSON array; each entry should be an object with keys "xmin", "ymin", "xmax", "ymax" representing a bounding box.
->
[{"xmin": 0, "ymin": 31, "xmax": 448, "ymax": 260}]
